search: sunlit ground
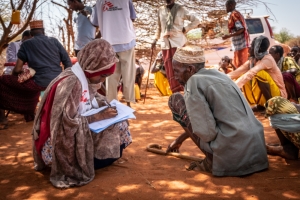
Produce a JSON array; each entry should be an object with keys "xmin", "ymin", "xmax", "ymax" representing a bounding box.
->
[{"xmin": 0, "ymin": 82, "xmax": 299, "ymax": 200}]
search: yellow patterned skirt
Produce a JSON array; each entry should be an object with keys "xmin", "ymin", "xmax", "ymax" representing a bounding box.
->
[{"xmin": 243, "ymin": 70, "xmax": 281, "ymax": 106}]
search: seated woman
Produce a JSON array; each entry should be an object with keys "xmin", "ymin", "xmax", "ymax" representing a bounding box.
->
[
  {"xmin": 228, "ymin": 36, "xmax": 287, "ymax": 112},
  {"xmin": 150, "ymin": 52, "xmax": 172, "ymax": 96},
  {"xmin": 290, "ymin": 46, "xmax": 300, "ymax": 67},
  {"xmin": 265, "ymin": 96, "xmax": 300, "ymax": 160},
  {"xmin": 269, "ymin": 45, "xmax": 300, "ymax": 103},
  {"xmin": 32, "ymin": 39, "xmax": 132, "ymax": 188},
  {"xmin": 218, "ymin": 56, "xmax": 236, "ymax": 74}
]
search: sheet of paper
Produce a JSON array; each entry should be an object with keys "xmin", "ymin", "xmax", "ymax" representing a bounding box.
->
[{"xmin": 81, "ymin": 99, "xmax": 136, "ymax": 133}]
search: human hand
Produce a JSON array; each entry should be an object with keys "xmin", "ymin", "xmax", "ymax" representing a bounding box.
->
[
  {"xmin": 103, "ymin": 106, "xmax": 117, "ymax": 119},
  {"xmin": 94, "ymin": 107, "xmax": 117, "ymax": 121},
  {"xmin": 166, "ymin": 140, "xmax": 182, "ymax": 153},
  {"xmin": 222, "ymin": 35, "xmax": 230, "ymax": 40},
  {"xmin": 151, "ymin": 40, "xmax": 157, "ymax": 50}
]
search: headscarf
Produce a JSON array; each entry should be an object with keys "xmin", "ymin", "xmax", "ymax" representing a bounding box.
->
[
  {"xmin": 264, "ymin": 96, "xmax": 299, "ymax": 117},
  {"xmin": 253, "ymin": 35, "xmax": 269, "ymax": 60},
  {"xmin": 77, "ymin": 39, "xmax": 118, "ymax": 73}
]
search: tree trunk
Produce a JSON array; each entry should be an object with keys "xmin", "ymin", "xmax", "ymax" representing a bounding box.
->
[{"xmin": 0, "ymin": 0, "xmax": 39, "ymax": 54}]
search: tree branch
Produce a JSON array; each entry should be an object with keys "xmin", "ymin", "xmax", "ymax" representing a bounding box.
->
[
  {"xmin": 51, "ymin": 0, "xmax": 69, "ymax": 11},
  {"xmin": 10, "ymin": 0, "xmax": 15, "ymax": 10}
]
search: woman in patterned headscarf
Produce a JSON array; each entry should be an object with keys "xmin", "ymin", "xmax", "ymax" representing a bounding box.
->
[
  {"xmin": 32, "ymin": 39, "xmax": 132, "ymax": 188},
  {"xmin": 265, "ymin": 96, "xmax": 300, "ymax": 160}
]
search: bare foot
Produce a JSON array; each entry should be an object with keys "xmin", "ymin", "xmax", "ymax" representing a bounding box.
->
[{"xmin": 266, "ymin": 144, "xmax": 298, "ymax": 160}]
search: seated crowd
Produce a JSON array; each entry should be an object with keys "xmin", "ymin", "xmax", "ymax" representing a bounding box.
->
[{"xmin": 1, "ymin": 18, "xmax": 300, "ymax": 188}]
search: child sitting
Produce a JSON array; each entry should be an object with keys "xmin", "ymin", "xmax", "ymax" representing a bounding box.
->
[
  {"xmin": 218, "ymin": 56, "xmax": 236, "ymax": 74},
  {"xmin": 151, "ymin": 52, "xmax": 172, "ymax": 96}
]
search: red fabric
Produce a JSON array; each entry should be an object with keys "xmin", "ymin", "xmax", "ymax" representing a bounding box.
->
[
  {"xmin": 70, "ymin": 57, "xmax": 78, "ymax": 65},
  {"xmin": 0, "ymin": 75, "xmax": 45, "ymax": 116},
  {"xmin": 4, "ymin": 62, "xmax": 27, "ymax": 66},
  {"xmin": 228, "ymin": 10, "xmax": 250, "ymax": 47},
  {"xmin": 35, "ymin": 77, "xmax": 67, "ymax": 156},
  {"xmin": 84, "ymin": 64, "xmax": 116, "ymax": 78},
  {"xmin": 282, "ymin": 72, "xmax": 300, "ymax": 99},
  {"xmin": 4, "ymin": 62, "xmax": 15, "ymax": 66},
  {"xmin": 234, "ymin": 48, "xmax": 249, "ymax": 68},
  {"xmin": 162, "ymin": 48, "xmax": 184, "ymax": 93}
]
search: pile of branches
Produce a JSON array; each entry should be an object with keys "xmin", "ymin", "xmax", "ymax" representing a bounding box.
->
[{"xmin": 132, "ymin": 0, "xmax": 270, "ymax": 58}]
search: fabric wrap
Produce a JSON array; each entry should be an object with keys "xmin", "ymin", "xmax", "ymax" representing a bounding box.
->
[
  {"xmin": 269, "ymin": 114, "xmax": 300, "ymax": 133},
  {"xmin": 32, "ymin": 68, "xmax": 122, "ymax": 188}
]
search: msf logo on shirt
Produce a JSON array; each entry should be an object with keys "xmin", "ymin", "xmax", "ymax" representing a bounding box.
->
[{"xmin": 103, "ymin": 1, "xmax": 123, "ymax": 12}]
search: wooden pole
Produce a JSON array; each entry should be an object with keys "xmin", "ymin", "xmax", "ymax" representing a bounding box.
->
[
  {"xmin": 143, "ymin": 48, "xmax": 154, "ymax": 104},
  {"xmin": 146, "ymin": 143, "xmax": 204, "ymax": 161}
]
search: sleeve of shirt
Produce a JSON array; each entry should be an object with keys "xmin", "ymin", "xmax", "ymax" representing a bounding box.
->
[
  {"xmin": 55, "ymin": 39, "xmax": 72, "ymax": 69},
  {"xmin": 154, "ymin": 9, "xmax": 161, "ymax": 40},
  {"xmin": 185, "ymin": 77, "xmax": 218, "ymax": 142},
  {"xmin": 235, "ymin": 59, "xmax": 270, "ymax": 88},
  {"xmin": 6, "ymin": 43, "xmax": 17, "ymax": 63},
  {"xmin": 182, "ymin": 7, "xmax": 200, "ymax": 33},
  {"xmin": 129, "ymin": 0, "xmax": 137, "ymax": 20},
  {"xmin": 90, "ymin": 5, "xmax": 98, "ymax": 26},
  {"xmin": 17, "ymin": 43, "xmax": 28, "ymax": 63}
]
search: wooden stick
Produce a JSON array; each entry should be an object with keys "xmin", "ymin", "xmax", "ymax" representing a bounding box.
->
[
  {"xmin": 146, "ymin": 143, "xmax": 204, "ymax": 162},
  {"xmin": 143, "ymin": 48, "xmax": 154, "ymax": 104}
]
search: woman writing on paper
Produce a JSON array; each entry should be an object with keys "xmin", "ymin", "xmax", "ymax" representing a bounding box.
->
[{"xmin": 32, "ymin": 39, "xmax": 132, "ymax": 188}]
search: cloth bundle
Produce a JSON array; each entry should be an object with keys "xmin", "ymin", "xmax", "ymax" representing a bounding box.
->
[{"xmin": 18, "ymin": 67, "xmax": 36, "ymax": 83}]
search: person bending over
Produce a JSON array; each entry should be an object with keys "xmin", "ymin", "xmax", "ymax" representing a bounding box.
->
[{"xmin": 166, "ymin": 44, "xmax": 268, "ymax": 176}]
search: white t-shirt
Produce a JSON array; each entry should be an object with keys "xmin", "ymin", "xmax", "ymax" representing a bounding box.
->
[
  {"xmin": 74, "ymin": 6, "xmax": 96, "ymax": 50},
  {"xmin": 90, "ymin": 0, "xmax": 136, "ymax": 45}
]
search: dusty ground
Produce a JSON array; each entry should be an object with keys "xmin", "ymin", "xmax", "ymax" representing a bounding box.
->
[{"xmin": 0, "ymin": 84, "xmax": 300, "ymax": 200}]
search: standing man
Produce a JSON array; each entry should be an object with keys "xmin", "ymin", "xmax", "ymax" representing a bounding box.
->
[
  {"xmin": 0, "ymin": 20, "xmax": 72, "ymax": 125},
  {"xmin": 167, "ymin": 44, "xmax": 268, "ymax": 176},
  {"xmin": 152, "ymin": 0, "xmax": 200, "ymax": 93},
  {"xmin": 6, "ymin": 30, "xmax": 31, "ymax": 63},
  {"xmin": 67, "ymin": 0, "xmax": 96, "ymax": 56},
  {"xmin": 222, "ymin": 0, "xmax": 250, "ymax": 68},
  {"xmin": 90, "ymin": 0, "xmax": 137, "ymax": 107}
]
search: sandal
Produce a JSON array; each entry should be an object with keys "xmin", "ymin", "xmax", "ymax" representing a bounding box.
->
[{"xmin": 186, "ymin": 159, "xmax": 212, "ymax": 173}]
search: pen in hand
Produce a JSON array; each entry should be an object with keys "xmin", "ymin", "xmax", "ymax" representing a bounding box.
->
[
  {"xmin": 105, "ymin": 100, "xmax": 111, "ymax": 108},
  {"xmin": 105, "ymin": 100, "xmax": 117, "ymax": 112}
]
